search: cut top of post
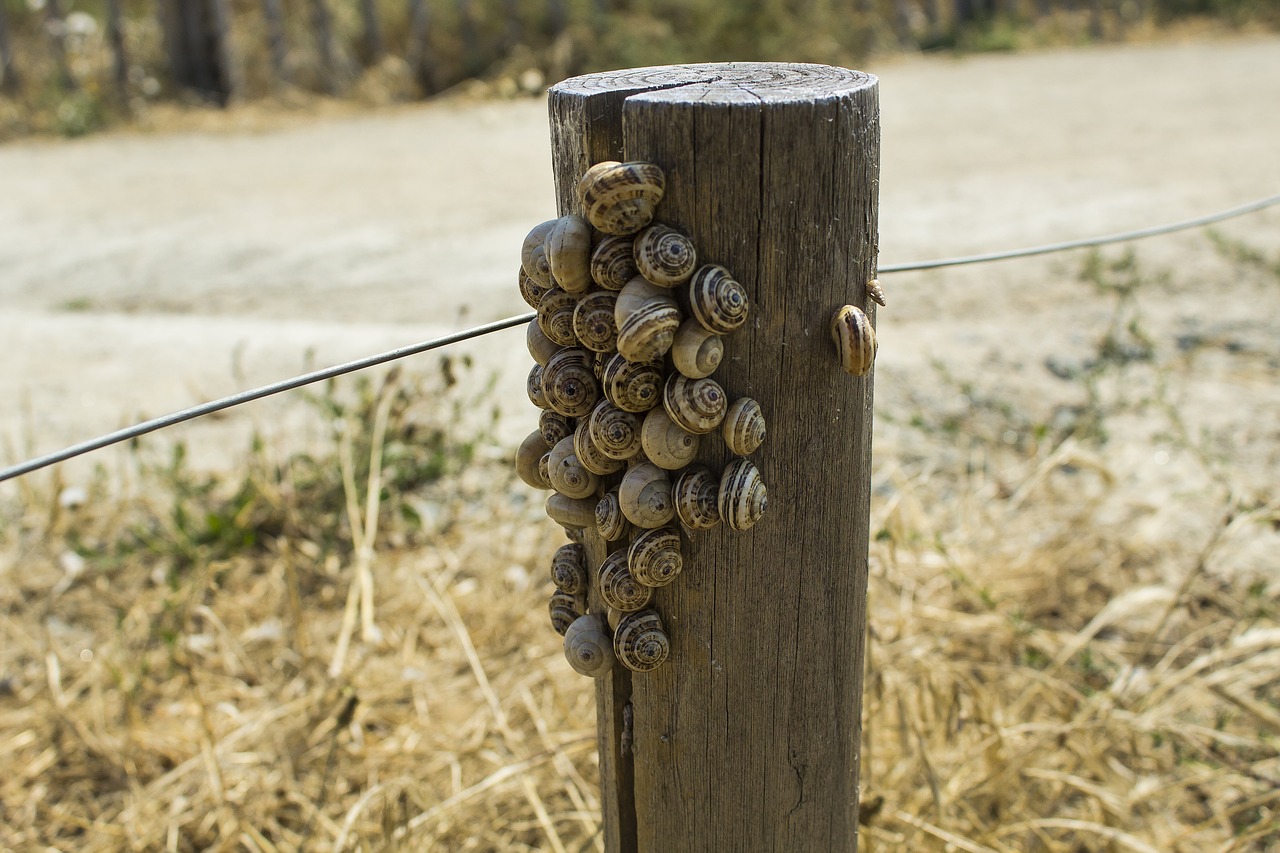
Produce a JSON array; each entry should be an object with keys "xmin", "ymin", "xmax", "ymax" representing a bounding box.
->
[{"xmin": 550, "ymin": 61, "xmax": 877, "ymax": 105}]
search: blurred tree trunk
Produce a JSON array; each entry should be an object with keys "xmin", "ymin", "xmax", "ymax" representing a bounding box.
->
[
  {"xmin": 503, "ymin": 0, "xmax": 521, "ymax": 50},
  {"xmin": 262, "ymin": 0, "xmax": 288, "ymax": 84},
  {"xmin": 548, "ymin": 0, "xmax": 567, "ymax": 35},
  {"xmin": 360, "ymin": 0, "xmax": 385, "ymax": 63},
  {"xmin": 406, "ymin": 0, "xmax": 435, "ymax": 92},
  {"xmin": 160, "ymin": 0, "xmax": 231, "ymax": 103},
  {"xmin": 310, "ymin": 0, "xmax": 337, "ymax": 93},
  {"xmin": 105, "ymin": 0, "xmax": 129, "ymax": 97},
  {"xmin": 45, "ymin": 0, "xmax": 78, "ymax": 90},
  {"xmin": 456, "ymin": 0, "xmax": 481, "ymax": 76},
  {"xmin": 0, "ymin": 0, "xmax": 19, "ymax": 94}
]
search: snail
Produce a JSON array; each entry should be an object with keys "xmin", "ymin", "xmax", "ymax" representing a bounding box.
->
[
  {"xmin": 578, "ymin": 161, "xmax": 665, "ymax": 236},
  {"xmin": 615, "ymin": 276, "xmax": 676, "ymax": 323},
  {"xmin": 590, "ymin": 235, "xmax": 638, "ymax": 291},
  {"xmin": 721, "ymin": 397, "xmax": 766, "ymax": 456},
  {"xmin": 671, "ymin": 319, "xmax": 723, "ymax": 379},
  {"xmin": 545, "ymin": 492, "xmax": 597, "ymax": 529},
  {"xmin": 640, "ymin": 406, "xmax": 700, "ymax": 470},
  {"xmin": 527, "ymin": 363, "xmax": 548, "ymax": 410},
  {"xmin": 689, "ymin": 264, "xmax": 749, "ymax": 335},
  {"xmin": 518, "ymin": 266, "xmax": 549, "ymax": 309},
  {"xmin": 615, "ymin": 297, "xmax": 681, "ymax": 364},
  {"xmin": 588, "ymin": 399, "xmax": 643, "ymax": 461},
  {"xmin": 549, "ymin": 588, "xmax": 586, "ymax": 636},
  {"xmin": 526, "ymin": 319, "xmax": 562, "ymax": 367},
  {"xmin": 595, "ymin": 488, "xmax": 633, "ymax": 542},
  {"xmin": 516, "ymin": 430, "xmax": 552, "ymax": 490},
  {"xmin": 542, "ymin": 348, "xmax": 600, "ymax": 419},
  {"xmin": 831, "ymin": 304, "xmax": 877, "ymax": 377},
  {"xmin": 601, "ymin": 353, "xmax": 664, "ymax": 414},
  {"xmin": 629, "ymin": 527, "xmax": 683, "ymax": 587},
  {"xmin": 597, "ymin": 549, "xmax": 653, "ymax": 612},
  {"xmin": 718, "ymin": 458, "xmax": 768, "ymax": 531},
  {"xmin": 538, "ymin": 409, "xmax": 575, "ymax": 448},
  {"xmin": 663, "ymin": 374, "xmax": 727, "ymax": 435},
  {"xmin": 618, "ymin": 462, "xmax": 675, "ymax": 529},
  {"xmin": 563, "ymin": 614, "xmax": 617, "ymax": 678},
  {"xmin": 866, "ymin": 277, "xmax": 886, "ymax": 307},
  {"xmin": 673, "ymin": 464, "xmax": 721, "ymax": 530},
  {"xmin": 635, "ymin": 224, "xmax": 697, "ymax": 287},
  {"xmin": 537, "ymin": 287, "xmax": 580, "ymax": 348},
  {"xmin": 547, "ymin": 435, "xmax": 600, "ymax": 500},
  {"xmin": 521, "ymin": 219, "xmax": 558, "ymax": 288},
  {"xmin": 550, "ymin": 543, "xmax": 588, "ymax": 595},
  {"xmin": 546, "ymin": 214, "xmax": 592, "ymax": 294},
  {"xmin": 572, "ymin": 290, "xmax": 619, "ymax": 354},
  {"xmin": 573, "ymin": 418, "xmax": 624, "ymax": 476},
  {"xmin": 614, "ymin": 609, "xmax": 670, "ymax": 672}
]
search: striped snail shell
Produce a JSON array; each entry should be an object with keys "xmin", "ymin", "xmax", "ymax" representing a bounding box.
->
[
  {"xmin": 547, "ymin": 215, "xmax": 593, "ymax": 294},
  {"xmin": 616, "ymin": 298, "xmax": 681, "ymax": 364},
  {"xmin": 689, "ymin": 264, "xmax": 750, "ymax": 335},
  {"xmin": 640, "ymin": 407, "xmax": 700, "ymax": 470},
  {"xmin": 721, "ymin": 397, "xmax": 766, "ymax": 456},
  {"xmin": 522, "ymin": 219, "xmax": 558, "ymax": 287},
  {"xmin": 601, "ymin": 353, "xmax": 663, "ymax": 414},
  {"xmin": 635, "ymin": 224, "xmax": 697, "ymax": 287},
  {"xmin": 614, "ymin": 609, "xmax": 670, "ymax": 673},
  {"xmin": 619, "ymin": 462, "xmax": 675, "ymax": 529},
  {"xmin": 564, "ymin": 614, "xmax": 616, "ymax": 677},
  {"xmin": 573, "ymin": 417, "xmax": 624, "ymax": 476},
  {"xmin": 629, "ymin": 527, "xmax": 683, "ymax": 587},
  {"xmin": 545, "ymin": 492, "xmax": 597, "ymax": 529},
  {"xmin": 615, "ymin": 276, "xmax": 676, "ymax": 323},
  {"xmin": 831, "ymin": 304, "xmax": 877, "ymax": 377},
  {"xmin": 549, "ymin": 588, "xmax": 586, "ymax": 636},
  {"xmin": 663, "ymin": 374, "xmax": 727, "ymax": 435},
  {"xmin": 671, "ymin": 319, "xmax": 723, "ymax": 379},
  {"xmin": 538, "ymin": 452, "xmax": 551, "ymax": 490},
  {"xmin": 572, "ymin": 290, "xmax": 619, "ymax": 354},
  {"xmin": 674, "ymin": 465, "xmax": 721, "ymax": 530},
  {"xmin": 595, "ymin": 488, "xmax": 633, "ymax": 542},
  {"xmin": 718, "ymin": 458, "xmax": 768, "ymax": 531},
  {"xmin": 527, "ymin": 363, "xmax": 548, "ymax": 410},
  {"xmin": 866, "ymin": 277, "xmax": 886, "ymax": 307},
  {"xmin": 578, "ymin": 161, "xmax": 665, "ymax": 236},
  {"xmin": 538, "ymin": 409, "xmax": 575, "ymax": 448},
  {"xmin": 590, "ymin": 235, "xmax": 638, "ymax": 291},
  {"xmin": 550, "ymin": 543, "xmax": 588, "ymax": 595},
  {"xmin": 597, "ymin": 550, "xmax": 653, "ymax": 612},
  {"xmin": 526, "ymin": 319, "xmax": 562, "ymax": 367},
  {"xmin": 518, "ymin": 266, "xmax": 549, "ymax": 309},
  {"xmin": 537, "ymin": 287, "xmax": 580, "ymax": 348},
  {"xmin": 588, "ymin": 399, "xmax": 643, "ymax": 461},
  {"xmin": 547, "ymin": 434, "xmax": 600, "ymax": 500},
  {"xmin": 516, "ymin": 430, "xmax": 552, "ymax": 490},
  {"xmin": 542, "ymin": 348, "xmax": 600, "ymax": 419}
]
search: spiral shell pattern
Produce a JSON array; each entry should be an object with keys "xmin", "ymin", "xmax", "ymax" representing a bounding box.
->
[
  {"xmin": 689, "ymin": 264, "xmax": 750, "ymax": 334},
  {"xmin": 573, "ymin": 418, "xmax": 624, "ymax": 476},
  {"xmin": 674, "ymin": 464, "xmax": 720, "ymax": 530},
  {"xmin": 590, "ymin": 235, "xmax": 638, "ymax": 291},
  {"xmin": 663, "ymin": 374, "xmax": 727, "ymax": 435},
  {"xmin": 519, "ymin": 266, "xmax": 548, "ymax": 309},
  {"xmin": 721, "ymin": 397, "xmax": 766, "ymax": 456},
  {"xmin": 550, "ymin": 543, "xmax": 587, "ymax": 595},
  {"xmin": 564, "ymin": 614, "xmax": 616, "ymax": 677},
  {"xmin": 831, "ymin": 304, "xmax": 877, "ymax": 377},
  {"xmin": 572, "ymin": 290, "xmax": 619, "ymax": 353},
  {"xmin": 619, "ymin": 462, "xmax": 675, "ymax": 529},
  {"xmin": 549, "ymin": 589, "xmax": 585, "ymax": 636},
  {"xmin": 615, "ymin": 300, "xmax": 680, "ymax": 364},
  {"xmin": 543, "ymin": 348, "xmax": 599, "ymax": 419},
  {"xmin": 635, "ymin": 224, "xmax": 697, "ymax": 287},
  {"xmin": 537, "ymin": 287, "xmax": 579, "ymax": 348},
  {"xmin": 614, "ymin": 609, "xmax": 670, "ymax": 673},
  {"xmin": 538, "ymin": 410, "xmax": 574, "ymax": 448},
  {"xmin": 595, "ymin": 488, "xmax": 631, "ymax": 542},
  {"xmin": 629, "ymin": 527, "xmax": 683, "ymax": 587},
  {"xmin": 547, "ymin": 435, "xmax": 599, "ymax": 500},
  {"xmin": 866, "ymin": 278, "xmax": 886, "ymax": 307},
  {"xmin": 578, "ymin": 161, "xmax": 665, "ymax": 236},
  {"xmin": 527, "ymin": 363, "xmax": 547, "ymax": 410},
  {"xmin": 588, "ymin": 400, "xmax": 643, "ymax": 461},
  {"xmin": 640, "ymin": 406, "xmax": 700, "ymax": 470},
  {"xmin": 547, "ymin": 214, "xmax": 592, "ymax": 294},
  {"xmin": 671, "ymin": 319, "xmax": 723, "ymax": 379},
  {"xmin": 718, "ymin": 458, "xmax": 768, "ymax": 531},
  {"xmin": 601, "ymin": 353, "xmax": 663, "ymax": 413},
  {"xmin": 597, "ymin": 550, "xmax": 653, "ymax": 612}
]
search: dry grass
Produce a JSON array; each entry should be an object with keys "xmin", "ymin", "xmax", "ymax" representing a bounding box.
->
[{"xmin": 1, "ymin": 251, "xmax": 1278, "ymax": 851}]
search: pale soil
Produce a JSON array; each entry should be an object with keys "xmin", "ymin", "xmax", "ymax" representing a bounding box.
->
[{"xmin": 1, "ymin": 36, "xmax": 1278, "ymax": 583}]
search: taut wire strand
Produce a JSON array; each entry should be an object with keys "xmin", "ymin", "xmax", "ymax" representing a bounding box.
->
[{"xmin": 2, "ymin": 191, "xmax": 1277, "ymax": 483}]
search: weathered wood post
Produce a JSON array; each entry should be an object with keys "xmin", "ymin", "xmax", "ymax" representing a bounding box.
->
[{"xmin": 549, "ymin": 64, "xmax": 880, "ymax": 851}]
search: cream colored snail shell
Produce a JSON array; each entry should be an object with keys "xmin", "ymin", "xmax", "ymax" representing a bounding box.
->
[
  {"xmin": 526, "ymin": 319, "xmax": 562, "ymax": 367},
  {"xmin": 597, "ymin": 549, "xmax": 653, "ymax": 612},
  {"xmin": 542, "ymin": 348, "xmax": 600, "ymax": 419},
  {"xmin": 538, "ymin": 452, "xmax": 551, "ymax": 489},
  {"xmin": 590, "ymin": 235, "xmax": 638, "ymax": 291},
  {"xmin": 601, "ymin": 353, "xmax": 663, "ymax": 414},
  {"xmin": 537, "ymin": 287, "xmax": 580, "ymax": 348},
  {"xmin": 564, "ymin": 614, "xmax": 617, "ymax": 678},
  {"xmin": 595, "ymin": 488, "xmax": 633, "ymax": 542},
  {"xmin": 619, "ymin": 462, "xmax": 675, "ymax": 529},
  {"xmin": 615, "ymin": 276, "xmax": 677, "ymax": 324},
  {"xmin": 578, "ymin": 161, "xmax": 665, "ymax": 236},
  {"xmin": 718, "ymin": 458, "xmax": 768, "ymax": 531},
  {"xmin": 547, "ymin": 435, "xmax": 600, "ymax": 500},
  {"xmin": 635, "ymin": 223, "xmax": 697, "ymax": 287},
  {"xmin": 546, "ymin": 214, "xmax": 592, "ymax": 294},
  {"xmin": 572, "ymin": 290, "xmax": 619, "ymax": 354},
  {"xmin": 689, "ymin": 264, "xmax": 750, "ymax": 335},
  {"xmin": 550, "ymin": 543, "xmax": 588, "ymax": 595},
  {"xmin": 549, "ymin": 589, "xmax": 586, "ymax": 636},
  {"xmin": 616, "ymin": 298, "xmax": 681, "ymax": 364},
  {"xmin": 866, "ymin": 278, "xmax": 886, "ymax": 307},
  {"xmin": 545, "ymin": 492, "xmax": 597, "ymax": 528},
  {"xmin": 588, "ymin": 399, "xmax": 643, "ymax": 461},
  {"xmin": 518, "ymin": 266, "xmax": 548, "ymax": 309},
  {"xmin": 663, "ymin": 373, "xmax": 727, "ymax": 435},
  {"xmin": 629, "ymin": 527, "xmax": 683, "ymax": 587},
  {"xmin": 721, "ymin": 397, "xmax": 766, "ymax": 456},
  {"xmin": 527, "ymin": 363, "xmax": 548, "ymax": 410},
  {"xmin": 831, "ymin": 304, "xmax": 877, "ymax": 377},
  {"xmin": 640, "ymin": 406, "xmax": 700, "ymax": 470},
  {"xmin": 516, "ymin": 430, "xmax": 552, "ymax": 490},
  {"xmin": 614, "ymin": 609, "xmax": 670, "ymax": 673},
  {"xmin": 538, "ymin": 409, "xmax": 575, "ymax": 448},
  {"xmin": 573, "ymin": 418, "xmax": 624, "ymax": 476},
  {"xmin": 522, "ymin": 219, "xmax": 558, "ymax": 287},
  {"xmin": 671, "ymin": 319, "xmax": 723, "ymax": 379},
  {"xmin": 673, "ymin": 464, "xmax": 721, "ymax": 530}
]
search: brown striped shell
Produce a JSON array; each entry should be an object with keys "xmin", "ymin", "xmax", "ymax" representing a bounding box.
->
[
  {"xmin": 563, "ymin": 614, "xmax": 616, "ymax": 677},
  {"xmin": 549, "ymin": 589, "xmax": 586, "ymax": 636},
  {"xmin": 831, "ymin": 304, "xmax": 877, "ymax": 377},
  {"xmin": 578, "ymin": 161, "xmax": 665, "ymax": 236},
  {"xmin": 721, "ymin": 397, "xmax": 766, "ymax": 456},
  {"xmin": 601, "ymin": 353, "xmax": 663, "ymax": 414},
  {"xmin": 634, "ymin": 224, "xmax": 697, "ymax": 287},
  {"xmin": 527, "ymin": 363, "xmax": 548, "ymax": 410},
  {"xmin": 618, "ymin": 462, "xmax": 675, "ymax": 529},
  {"xmin": 597, "ymin": 550, "xmax": 652, "ymax": 612},
  {"xmin": 674, "ymin": 465, "xmax": 721, "ymax": 530},
  {"xmin": 573, "ymin": 417, "xmax": 624, "ymax": 476},
  {"xmin": 547, "ymin": 435, "xmax": 599, "ymax": 500},
  {"xmin": 538, "ymin": 410, "xmax": 575, "ymax": 447},
  {"xmin": 518, "ymin": 266, "xmax": 548, "ymax": 309},
  {"xmin": 614, "ymin": 609, "xmax": 670, "ymax": 673},
  {"xmin": 550, "ymin": 543, "xmax": 587, "ymax": 595},
  {"xmin": 671, "ymin": 319, "xmax": 723, "ymax": 379},
  {"xmin": 615, "ymin": 276, "xmax": 676, "ymax": 324},
  {"xmin": 545, "ymin": 492, "xmax": 597, "ymax": 528},
  {"xmin": 866, "ymin": 277, "xmax": 886, "ymax": 307},
  {"xmin": 516, "ymin": 430, "xmax": 551, "ymax": 490},
  {"xmin": 640, "ymin": 406, "xmax": 700, "ymax": 470},
  {"xmin": 662, "ymin": 374, "xmax": 727, "ymax": 435},
  {"xmin": 615, "ymin": 299, "xmax": 681, "ymax": 364},
  {"xmin": 547, "ymin": 215, "xmax": 592, "ymax": 293},
  {"xmin": 689, "ymin": 264, "xmax": 750, "ymax": 334},
  {"xmin": 590, "ymin": 235, "xmax": 638, "ymax": 290},
  {"xmin": 718, "ymin": 458, "xmax": 768, "ymax": 531},
  {"xmin": 542, "ymin": 348, "xmax": 599, "ymax": 419},
  {"xmin": 572, "ymin": 290, "xmax": 619, "ymax": 354},
  {"xmin": 537, "ymin": 287, "xmax": 579, "ymax": 348},
  {"xmin": 521, "ymin": 219, "xmax": 557, "ymax": 287},
  {"xmin": 526, "ymin": 319, "xmax": 561, "ymax": 366},
  {"xmin": 588, "ymin": 400, "xmax": 643, "ymax": 461},
  {"xmin": 629, "ymin": 527, "xmax": 683, "ymax": 588},
  {"xmin": 595, "ymin": 488, "xmax": 632, "ymax": 542}
]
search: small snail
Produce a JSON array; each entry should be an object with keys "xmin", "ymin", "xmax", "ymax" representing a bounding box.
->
[
  {"xmin": 718, "ymin": 458, "xmax": 768, "ymax": 531},
  {"xmin": 595, "ymin": 488, "xmax": 633, "ymax": 542},
  {"xmin": 564, "ymin": 614, "xmax": 617, "ymax": 678},
  {"xmin": 614, "ymin": 609, "xmax": 670, "ymax": 672},
  {"xmin": 866, "ymin": 277, "xmax": 886, "ymax": 307},
  {"xmin": 547, "ymin": 435, "xmax": 600, "ymax": 500},
  {"xmin": 597, "ymin": 549, "xmax": 653, "ymax": 612},
  {"xmin": 629, "ymin": 527, "xmax": 683, "ymax": 587},
  {"xmin": 615, "ymin": 276, "xmax": 676, "ymax": 323},
  {"xmin": 521, "ymin": 219, "xmax": 558, "ymax": 288},
  {"xmin": 516, "ymin": 430, "xmax": 552, "ymax": 490},
  {"xmin": 640, "ymin": 406, "xmax": 700, "ymax": 470},
  {"xmin": 663, "ymin": 374, "xmax": 728, "ymax": 435},
  {"xmin": 526, "ymin": 319, "xmax": 562, "ymax": 367},
  {"xmin": 689, "ymin": 264, "xmax": 749, "ymax": 335},
  {"xmin": 549, "ymin": 589, "xmax": 586, "ymax": 636},
  {"xmin": 550, "ymin": 543, "xmax": 588, "ymax": 595},
  {"xmin": 615, "ymin": 298, "xmax": 681, "ymax": 364},
  {"xmin": 635, "ymin": 224, "xmax": 697, "ymax": 287},
  {"xmin": 542, "ymin": 348, "xmax": 600, "ymax": 419},
  {"xmin": 721, "ymin": 397, "xmax": 766, "ymax": 456},
  {"xmin": 537, "ymin": 287, "xmax": 580, "ymax": 348},
  {"xmin": 673, "ymin": 464, "xmax": 721, "ymax": 530},
  {"xmin": 518, "ymin": 266, "xmax": 549, "ymax": 309},
  {"xmin": 572, "ymin": 290, "xmax": 619, "ymax": 354},
  {"xmin": 573, "ymin": 418, "xmax": 624, "ymax": 476},
  {"xmin": 601, "ymin": 353, "xmax": 663, "ymax": 414},
  {"xmin": 578, "ymin": 161, "xmax": 666, "ymax": 236},
  {"xmin": 831, "ymin": 304, "xmax": 877, "ymax": 377},
  {"xmin": 546, "ymin": 215, "xmax": 592, "ymax": 294},
  {"xmin": 590, "ymin": 235, "xmax": 638, "ymax": 291},
  {"xmin": 671, "ymin": 319, "xmax": 723, "ymax": 379},
  {"xmin": 545, "ymin": 492, "xmax": 597, "ymax": 529},
  {"xmin": 538, "ymin": 409, "xmax": 575, "ymax": 448},
  {"xmin": 588, "ymin": 400, "xmax": 644, "ymax": 461},
  {"xmin": 527, "ymin": 363, "xmax": 548, "ymax": 410},
  {"xmin": 618, "ymin": 462, "xmax": 675, "ymax": 529}
]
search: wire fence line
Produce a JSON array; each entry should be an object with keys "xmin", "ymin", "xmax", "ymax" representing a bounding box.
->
[{"xmin": 2, "ymin": 191, "xmax": 1278, "ymax": 485}]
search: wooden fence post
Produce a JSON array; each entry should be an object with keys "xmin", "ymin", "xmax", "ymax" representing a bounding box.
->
[{"xmin": 549, "ymin": 64, "xmax": 880, "ymax": 851}]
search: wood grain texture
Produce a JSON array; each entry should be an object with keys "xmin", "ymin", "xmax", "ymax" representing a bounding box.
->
[{"xmin": 549, "ymin": 62, "xmax": 879, "ymax": 853}]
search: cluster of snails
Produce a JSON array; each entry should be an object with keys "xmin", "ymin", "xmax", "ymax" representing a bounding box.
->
[{"xmin": 514, "ymin": 160, "xmax": 769, "ymax": 678}]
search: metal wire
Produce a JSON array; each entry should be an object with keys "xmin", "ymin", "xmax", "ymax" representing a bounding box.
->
[{"xmin": 2, "ymin": 191, "xmax": 1277, "ymax": 484}]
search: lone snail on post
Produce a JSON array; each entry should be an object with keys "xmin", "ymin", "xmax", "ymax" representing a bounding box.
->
[{"xmin": 831, "ymin": 304, "xmax": 878, "ymax": 377}]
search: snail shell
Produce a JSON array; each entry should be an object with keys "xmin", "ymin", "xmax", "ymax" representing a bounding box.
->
[
  {"xmin": 640, "ymin": 406, "xmax": 701, "ymax": 470},
  {"xmin": 601, "ymin": 353, "xmax": 663, "ymax": 414},
  {"xmin": 522, "ymin": 219, "xmax": 558, "ymax": 287},
  {"xmin": 550, "ymin": 543, "xmax": 588, "ymax": 595},
  {"xmin": 718, "ymin": 458, "xmax": 768, "ymax": 531},
  {"xmin": 542, "ymin": 348, "xmax": 600, "ymax": 419},
  {"xmin": 547, "ymin": 215, "xmax": 593, "ymax": 294},
  {"xmin": 538, "ymin": 453, "xmax": 551, "ymax": 489},
  {"xmin": 572, "ymin": 290, "xmax": 619, "ymax": 354},
  {"xmin": 671, "ymin": 319, "xmax": 723, "ymax": 379},
  {"xmin": 721, "ymin": 397, "xmax": 766, "ymax": 456},
  {"xmin": 545, "ymin": 492, "xmax": 597, "ymax": 529},
  {"xmin": 615, "ymin": 298, "xmax": 681, "ymax": 364},
  {"xmin": 866, "ymin": 277, "xmax": 886, "ymax": 307},
  {"xmin": 588, "ymin": 400, "xmax": 643, "ymax": 461},
  {"xmin": 549, "ymin": 589, "xmax": 586, "ymax": 636},
  {"xmin": 614, "ymin": 609, "xmax": 670, "ymax": 673},
  {"xmin": 831, "ymin": 304, "xmax": 877, "ymax": 377},
  {"xmin": 527, "ymin": 319, "xmax": 562, "ymax": 367},
  {"xmin": 527, "ymin": 363, "xmax": 548, "ymax": 410},
  {"xmin": 597, "ymin": 549, "xmax": 652, "ymax": 612},
  {"xmin": 629, "ymin": 527, "xmax": 683, "ymax": 587},
  {"xmin": 564, "ymin": 614, "xmax": 617, "ymax": 678},
  {"xmin": 578, "ymin": 161, "xmax": 665, "ymax": 236},
  {"xmin": 663, "ymin": 374, "xmax": 727, "ymax": 435},
  {"xmin": 574, "ymin": 417, "xmax": 624, "ymax": 476},
  {"xmin": 537, "ymin": 287, "xmax": 580, "ymax": 348},
  {"xmin": 538, "ymin": 409, "xmax": 575, "ymax": 448},
  {"xmin": 516, "ymin": 430, "xmax": 552, "ymax": 490},
  {"xmin": 590, "ymin": 235, "xmax": 638, "ymax": 291},
  {"xmin": 689, "ymin": 264, "xmax": 750, "ymax": 335},
  {"xmin": 674, "ymin": 464, "xmax": 721, "ymax": 530},
  {"xmin": 634, "ymin": 224, "xmax": 697, "ymax": 287},
  {"xmin": 547, "ymin": 435, "xmax": 600, "ymax": 500},
  {"xmin": 595, "ymin": 488, "xmax": 633, "ymax": 542},
  {"xmin": 615, "ymin": 276, "xmax": 677, "ymax": 324},
  {"xmin": 619, "ymin": 462, "xmax": 675, "ymax": 529},
  {"xmin": 518, "ymin": 266, "xmax": 549, "ymax": 309}
]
